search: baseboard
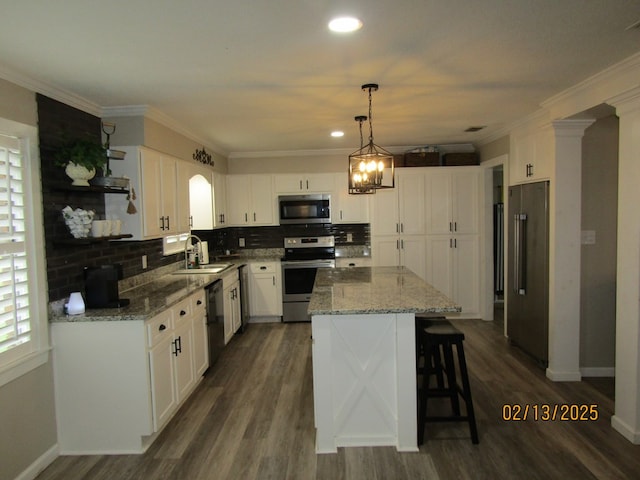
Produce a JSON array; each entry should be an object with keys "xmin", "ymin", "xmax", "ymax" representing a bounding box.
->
[
  {"xmin": 249, "ymin": 316, "xmax": 282, "ymax": 324},
  {"xmin": 580, "ymin": 367, "xmax": 615, "ymax": 377},
  {"xmin": 546, "ymin": 368, "xmax": 582, "ymax": 382},
  {"xmin": 15, "ymin": 444, "xmax": 58, "ymax": 480},
  {"xmin": 612, "ymin": 415, "xmax": 640, "ymax": 444}
]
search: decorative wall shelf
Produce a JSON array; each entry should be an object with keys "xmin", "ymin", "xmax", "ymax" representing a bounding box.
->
[
  {"xmin": 52, "ymin": 234, "xmax": 133, "ymax": 246},
  {"xmin": 50, "ymin": 182, "xmax": 129, "ymax": 195}
]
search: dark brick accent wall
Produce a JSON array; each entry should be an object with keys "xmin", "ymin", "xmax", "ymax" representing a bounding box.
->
[{"xmin": 37, "ymin": 95, "xmax": 178, "ymax": 301}]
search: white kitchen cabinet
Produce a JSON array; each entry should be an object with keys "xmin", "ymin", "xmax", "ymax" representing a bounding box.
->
[
  {"xmin": 51, "ymin": 289, "xmax": 208, "ymax": 454},
  {"xmin": 223, "ymin": 268, "xmax": 241, "ymax": 343},
  {"xmin": 188, "ymin": 165, "xmax": 215, "ymax": 230},
  {"xmin": 371, "ymin": 234, "xmax": 427, "ymax": 281},
  {"xmin": 106, "ymin": 146, "xmax": 190, "ymax": 240},
  {"xmin": 371, "ymin": 169, "xmax": 427, "ymax": 279},
  {"xmin": 426, "ymin": 168, "xmax": 480, "ymax": 235},
  {"xmin": 213, "ymin": 172, "xmax": 227, "ymax": 228},
  {"xmin": 177, "ymin": 161, "xmax": 195, "ymax": 231},
  {"xmin": 274, "ymin": 173, "xmax": 334, "ymax": 194},
  {"xmin": 249, "ymin": 261, "xmax": 283, "ymax": 318},
  {"xmin": 510, "ymin": 125, "xmax": 553, "ymax": 185},
  {"xmin": 426, "ymin": 235, "xmax": 480, "ymax": 316},
  {"xmin": 336, "ymin": 257, "xmax": 373, "ymax": 268},
  {"xmin": 147, "ymin": 310, "xmax": 176, "ymax": 432},
  {"xmin": 332, "ymin": 172, "xmax": 370, "ymax": 223},
  {"xmin": 192, "ymin": 289, "xmax": 209, "ymax": 377},
  {"xmin": 226, "ymin": 174, "xmax": 276, "ymax": 226},
  {"xmin": 371, "ymin": 170, "xmax": 426, "ymax": 236}
]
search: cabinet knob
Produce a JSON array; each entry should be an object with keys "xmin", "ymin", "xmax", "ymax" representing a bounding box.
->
[
  {"xmin": 196, "ymin": 299, "xmax": 202, "ymax": 305},
  {"xmin": 159, "ymin": 324, "xmax": 167, "ymax": 331},
  {"xmin": 180, "ymin": 310, "xmax": 186, "ymax": 316}
]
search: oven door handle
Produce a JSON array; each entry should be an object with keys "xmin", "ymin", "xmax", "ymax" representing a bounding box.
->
[{"xmin": 281, "ymin": 260, "xmax": 335, "ymax": 268}]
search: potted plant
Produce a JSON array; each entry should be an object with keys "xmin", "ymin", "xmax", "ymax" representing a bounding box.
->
[{"xmin": 54, "ymin": 136, "xmax": 108, "ymax": 186}]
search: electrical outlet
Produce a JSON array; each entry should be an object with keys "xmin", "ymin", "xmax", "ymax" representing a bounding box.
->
[
  {"xmin": 239, "ymin": 237, "xmax": 245, "ymax": 247},
  {"xmin": 346, "ymin": 233, "xmax": 353, "ymax": 243},
  {"xmin": 142, "ymin": 255, "xmax": 147, "ymax": 269}
]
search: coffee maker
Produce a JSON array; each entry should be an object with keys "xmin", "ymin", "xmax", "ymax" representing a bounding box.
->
[{"xmin": 84, "ymin": 264, "xmax": 130, "ymax": 309}]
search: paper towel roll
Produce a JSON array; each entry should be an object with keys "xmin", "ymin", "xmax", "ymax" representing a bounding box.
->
[{"xmin": 200, "ymin": 241, "xmax": 209, "ymax": 264}]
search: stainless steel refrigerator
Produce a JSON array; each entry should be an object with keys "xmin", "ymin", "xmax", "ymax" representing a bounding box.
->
[{"xmin": 507, "ymin": 181, "xmax": 549, "ymax": 366}]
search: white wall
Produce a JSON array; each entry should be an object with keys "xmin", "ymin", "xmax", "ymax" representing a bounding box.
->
[{"xmin": 580, "ymin": 115, "xmax": 618, "ymax": 374}]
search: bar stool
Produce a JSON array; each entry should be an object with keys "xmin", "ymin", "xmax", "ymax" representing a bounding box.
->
[{"xmin": 416, "ymin": 320, "xmax": 479, "ymax": 445}]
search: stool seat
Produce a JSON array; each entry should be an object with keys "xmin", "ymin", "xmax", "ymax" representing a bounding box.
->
[{"xmin": 417, "ymin": 321, "xmax": 479, "ymax": 445}]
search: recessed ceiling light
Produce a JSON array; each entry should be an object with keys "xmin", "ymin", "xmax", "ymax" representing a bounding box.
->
[
  {"xmin": 328, "ymin": 17, "xmax": 363, "ymax": 33},
  {"xmin": 331, "ymin": 131, "xmax": 345, "ymax": 138}
]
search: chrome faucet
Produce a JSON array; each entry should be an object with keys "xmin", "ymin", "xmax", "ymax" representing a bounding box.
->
[{"xmin": 184, "ymin": 234, "xmax": 203, "ymax": 269}]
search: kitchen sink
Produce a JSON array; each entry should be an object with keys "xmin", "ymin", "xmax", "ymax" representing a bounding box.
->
[{"xmin": 172, "ymin": 263, "xmax": 234, "ymax": 275}]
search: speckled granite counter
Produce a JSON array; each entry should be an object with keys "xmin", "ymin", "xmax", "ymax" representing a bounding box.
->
[
  {"xmin": 308, "ymin": 266, "xmax": 461, "ymax": 316},
  {"xmin": 49, "ymin": 266, "xmax": 241, "ymax": 323}
]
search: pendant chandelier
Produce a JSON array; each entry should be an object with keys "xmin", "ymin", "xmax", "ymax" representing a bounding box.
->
[{"xmin": 348, "ymin": 83, "xmax": 395, "ymax": 194}]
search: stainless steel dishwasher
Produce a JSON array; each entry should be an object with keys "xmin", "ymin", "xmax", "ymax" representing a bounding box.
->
[{"xmin": 205, "ymin": 280, "xmax": 225, "ymax": 369}]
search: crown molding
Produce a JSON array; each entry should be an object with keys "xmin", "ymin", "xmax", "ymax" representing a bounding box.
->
[
  {"xmin": 102, "ymin": 104, "xmax": 228, "ymax": 157},
  {"xmin": 0, "ymin": 64, "xmax": 101, "ymax": 116},
  {"xmin": 541, "ymin": 51, "xmax": 640, "ymax": 118}
]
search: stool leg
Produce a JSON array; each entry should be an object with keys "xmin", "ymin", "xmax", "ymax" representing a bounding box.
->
[
  {"xmin": 455, "ymin": 340, "xmax": 479, "ymax": 444},
  {"xmin": 442, "ymin": 340, "xmax": 461, "ymax": 416},
  {"xmin": 417, "ymin": 339, "xmax": 434, "ymax": 445},
  {"xmin": 432, "ymin": 344, "xmax": 446, "ymax": 389}
]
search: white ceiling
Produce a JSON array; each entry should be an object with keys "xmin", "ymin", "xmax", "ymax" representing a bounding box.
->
[{"xmin": 1, "ymin": 1, "xmax": 639, "ymax": 156}]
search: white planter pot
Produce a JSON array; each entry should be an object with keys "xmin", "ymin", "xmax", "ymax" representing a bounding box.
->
[{"xmin": 65, "ymin": 162, "xmax": 96, "ymax": 186}]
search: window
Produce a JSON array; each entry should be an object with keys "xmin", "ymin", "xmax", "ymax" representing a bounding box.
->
[{"xmin": 0, "ymin": 119, "xmax": 49, "ymax": 386}]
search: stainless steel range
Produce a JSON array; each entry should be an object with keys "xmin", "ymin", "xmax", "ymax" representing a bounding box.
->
[{"xmin": 281, "ymin": 236, "xmax": 335, "ymax": 322}]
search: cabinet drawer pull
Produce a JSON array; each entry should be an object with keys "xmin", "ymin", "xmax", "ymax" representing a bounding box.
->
[
  {"xmin": 159, "ymin": 324, "xmax": 167, "ymax": 331},
  {"xmin": 260, "ymin": 266, "xmax": 267, "ymax": 270}
]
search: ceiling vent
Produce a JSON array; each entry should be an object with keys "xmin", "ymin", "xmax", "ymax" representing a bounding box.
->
[{"xmin": 464, "ymin": 126, "xmax": 485, "ymax": 132}]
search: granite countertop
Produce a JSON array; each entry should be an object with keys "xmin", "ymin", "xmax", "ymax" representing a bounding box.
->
[
  {"xmin": 49, "ymin": 265, "xmax": 242, "ymax": 323},
  {"xmin": 308, "ymin": 266, "xmax": 461, "ymax": 316}
]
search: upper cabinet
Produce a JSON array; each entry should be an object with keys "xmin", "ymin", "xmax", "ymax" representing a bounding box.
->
[
  {"xmin": 425, "ymin": 168, "xmax": 479, "ymax": 235},
  {"xmin": 332, "ymin": 172, "xmax": 369, "ymax": 224},
  {"xmin": 510, "ymin": 125, "xmax": 553, "ymax": 185},
  {"xmin": 274, "ymin": 173, "xmax": 335, "ymax": 194},
  {"xmin": 188, "ymin": 165, "xmax": 214, "ymax": 230},
  {"xmin": 213, "ymin": 172, "xmax": 227, "ymax": 229},
  {"xmin": 226, "ymin": 174, "xmax": 276, "ymax": 226},
  {"xmin": 371, "ymin": 169, "xmax": 426, "ymax": 237},
  {"xmin": 106, "ymin": 146, "xmax": 190, "ymax": 240}
]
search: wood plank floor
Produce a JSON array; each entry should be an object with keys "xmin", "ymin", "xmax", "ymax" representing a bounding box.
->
[{"xmin": 36, "ymin": 318, "xmax": 640, "ymax": 480}]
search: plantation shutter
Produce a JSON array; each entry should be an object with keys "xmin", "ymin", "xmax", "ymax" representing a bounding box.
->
[{"xmin": 0, "ymin": 133, "xmax": 31, "ymax": 360}]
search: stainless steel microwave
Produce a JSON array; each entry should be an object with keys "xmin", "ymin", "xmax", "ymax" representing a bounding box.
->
[{"xmin": 278, "ymin": 194, "xmax": 331, "ymax": 224}]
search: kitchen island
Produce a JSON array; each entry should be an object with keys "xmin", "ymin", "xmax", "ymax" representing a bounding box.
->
[{"xmin": 308, "ymin": 266, "xmax": 461, "ymax": 453}]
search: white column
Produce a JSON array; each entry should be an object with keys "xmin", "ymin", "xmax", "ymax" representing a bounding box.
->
[
  {"xmin": 609, "ymin": 87, "xmax": 640, "ymax": 444},
  {"xmin": 546, "ymin": 119, "xmax": 594, "ymax": 381}
]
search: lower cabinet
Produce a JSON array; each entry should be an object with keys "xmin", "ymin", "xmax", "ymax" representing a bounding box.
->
[
  {"xmin": 51, "ymin": 289, "xmax": 209, "ymax": 454},
  {"xmin": 425, "ymin": 234, "xmax": 480, "ymax": 316},
  {"xmin": 336, "ymin": 257, "xmax": 373, "ymax": 268},
  {"xmin": 249, "ymin": 261, "xmax": 282, "ymax": 318},
  {"xmin": 223, "ymin": 269, "xmax": 241, "ymax": 343}
]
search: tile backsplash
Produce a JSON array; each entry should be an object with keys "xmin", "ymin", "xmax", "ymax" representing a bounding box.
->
[{"xmin": 193, "ymin": 223, "xmax": 369, "ymax": 255}]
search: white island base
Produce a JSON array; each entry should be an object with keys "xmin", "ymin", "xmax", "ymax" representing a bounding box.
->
[{"xmin": 311, "ymin": 312, "xmax": 418, "ymax": 453}]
